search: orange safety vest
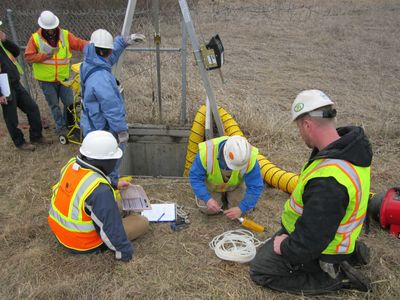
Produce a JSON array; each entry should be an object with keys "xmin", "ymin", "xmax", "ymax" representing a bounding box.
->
[{"xmin": 48, "ymin": 158, "xmax": 114, "ymax": 251}]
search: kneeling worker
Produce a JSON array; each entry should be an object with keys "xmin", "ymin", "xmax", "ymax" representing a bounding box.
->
[
  {"xmin": 48, "ymin": 130, "xmax": 149, "ymax": 261},
  {"xmin": 189, "ymin": 135, "xmax": 264, "ymax": 220},
  {"xmin": 250, "ymin": 90, "xmax": 372, "ymax": 294}
]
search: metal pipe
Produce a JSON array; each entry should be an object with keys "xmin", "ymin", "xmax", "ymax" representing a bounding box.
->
[
  {"xmin": 6, "ymin": 9, "xmax": 32, "ymax": 97},
  {"xmin": 125, "ymin": 47, "xmax": 180, "ymax": 52},
  {"xmin": 180, "ymin": 16, "xmax": 187, "ymax": 125},
  {"xmin": 113, "ymin": 0, "xmax": 137, "ymax": 77},
  {"xmin": 178, "ymin": 0, "xmax": 224, "ymax": 136},
  {"xmin": 153, "ymin": 0, "xmax": 162, "ymax": 123}
]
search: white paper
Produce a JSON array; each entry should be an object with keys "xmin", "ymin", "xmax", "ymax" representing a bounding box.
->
[
  {"xmin": 141, "ymin": 203, "xmax": 176, "ymax": 222},
  {"xmin": 0, "ymin": 74, "xmax": 11, "ymax": 97}
]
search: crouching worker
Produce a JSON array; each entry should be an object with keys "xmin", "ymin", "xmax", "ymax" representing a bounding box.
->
[
  {"xmin": 48, "ymin": 130, "xmax": 149, "ymax": 262},
  {"xmin": 189, "ymin": 135, "xmax": 264, "ymax": 220},
  {"xmin": 250, "ymin": 90, "xmax": 372, "ymax": 295}
]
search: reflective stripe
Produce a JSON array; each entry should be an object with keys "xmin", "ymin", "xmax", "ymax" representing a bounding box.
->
[
  {"xmin": 40, "ymin": 59, "xmax": 70, "ymax": 65},
  {"xmin": 289, "ymin": 195, "xmax": 303, "ymax": 215},
  {"xmin": 337, "ymin": 214, "xmax": 366, "ymax": 234},
  {"xmin": 207, "ymin": 183, "xmax": 237, "ymax": 192},
  {"xmin": 312, "ymin": 159, "xmax": 362, "ymax": 206},
  {"xmin": 205, "ymin": 140, "xmax": 214, "ymax": 174},
  {"xmin": 337, "ymin": 234, "xmax": 350, "ymax": 253},
  {"xmin": 49, "ymin": 206, "xmax": 95, "ymax": 232},
  {"xmin": 71, "ymin": 172, "xmax": 104, "ymax": 220}
]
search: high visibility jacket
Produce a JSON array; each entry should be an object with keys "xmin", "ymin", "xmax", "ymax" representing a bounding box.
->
[
  {"xmin": 282, "ymin": 158, "xmax": 370, "ymax": 255},
  {"xmin": 48, "ymin": 158, "xmax": 116, "ymax": 251},
  {"xmin": 32, "ymin": 29, "xmax": 71, "ymax": 82},
  {"xmin": 0, "ymin": 40, "xmax": 23, "ymax": 75},
  {"xmin": 198, "ymin": 136, "xmax": 259, "ymax": 192}
]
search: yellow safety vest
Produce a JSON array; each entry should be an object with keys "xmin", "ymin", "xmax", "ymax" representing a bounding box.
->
[
  {"xmin": 48, "ymin": 157, "xmax": 116, "ymax": 251},
  {"xmin": 0, "ymin": 40, "xmax": 23, "ymax": 75},
  {"xmin": 32, "ymin": 29, "xmax": 71, "ymax": 82},
  {"xmin": 198, "ymin": 136, "xmax": 259, "ymax": 192},
  {"xmin": 281, "ymin": 158, "xmax": 370, "ymax": 255}
]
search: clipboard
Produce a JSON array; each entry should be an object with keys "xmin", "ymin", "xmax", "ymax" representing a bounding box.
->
[
  {"xmin": 120, "ymin": 184, "xmax": 151, "ymax": 212},
  {"xmin": 0, "ymin": 74, "xmax": 11, "ymax": 97}
]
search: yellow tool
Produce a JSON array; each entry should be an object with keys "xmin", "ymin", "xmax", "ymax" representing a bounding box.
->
[{"xmin": 238, "ymin": 217, "xmax": 265, "ymax": 233}]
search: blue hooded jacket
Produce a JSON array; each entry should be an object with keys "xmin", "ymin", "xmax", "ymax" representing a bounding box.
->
[{"xmin": 80, "ymin": 36, "xmax": 128, "ymax": 137}]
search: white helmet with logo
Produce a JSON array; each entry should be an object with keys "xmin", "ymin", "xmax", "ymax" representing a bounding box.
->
[
  {"xmin": 90, "ymin": 29, "xmax": 114, "ymax": 49},
  {"xmin": 291, "ymin": 89, "xmax": 334, "ymax": 121},
  {"xmin": 38, "ymin": 11, "xmax": 59, "ymax": 30},
  {"xmin": 223, "ymin": 136, "xmax": 251, "ymax": 170},
  {"xmin": 80, "ymin": 130, "xmax": 123, "ymax": 160}
]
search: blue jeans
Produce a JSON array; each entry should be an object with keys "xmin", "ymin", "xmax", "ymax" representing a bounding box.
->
[
  {"xmin": 109, "ymin": 142, "xmax": 126, "ymax": 187},
  {"xmin": 39, "ymin": 81, "xmax": 73, "ymax": 130}
]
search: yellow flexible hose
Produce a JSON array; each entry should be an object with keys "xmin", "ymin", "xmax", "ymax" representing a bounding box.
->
[{"xmin": 184, "ymin": 105, "xmax": 299, "ymax": 194}]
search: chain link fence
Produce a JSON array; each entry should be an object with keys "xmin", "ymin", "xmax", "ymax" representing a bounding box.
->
[{"xmin": 1, "ymin": 3, "xmax": 195, "ymax": 125}]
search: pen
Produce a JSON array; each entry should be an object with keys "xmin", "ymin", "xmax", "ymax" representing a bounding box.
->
[{"xmin": 157, "ymin": 212, "xmax": 165, "ymax": 222}]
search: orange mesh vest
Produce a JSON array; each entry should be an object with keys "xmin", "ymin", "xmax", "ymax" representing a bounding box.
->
[{"xmin": 48, "ymin": 158, "xmax": 113, "ymax": 251}]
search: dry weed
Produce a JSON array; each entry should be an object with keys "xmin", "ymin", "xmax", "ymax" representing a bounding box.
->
[{"xmin": 1, "ymin": 0, "xmax": 400, "ymax": 299}]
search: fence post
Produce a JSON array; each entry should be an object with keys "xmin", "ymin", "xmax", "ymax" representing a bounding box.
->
[
  {"xmin": 6, "ymin": 9, "xmax": 32, "ymax": 98},
  {"xmin": 152, "ymin": 0, "xmax": 162, "ymax": 123},
  {"xmin": 180, "ymin": 15, "xmax": 187, "ymax": 125}
]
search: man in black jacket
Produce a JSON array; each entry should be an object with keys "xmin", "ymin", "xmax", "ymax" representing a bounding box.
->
[
  {"xmin": 250, "ymin": 90, "xmax": 372, "ymax": 295},
  {"xmin": 0, "ymin": 22, "xmax": 50, "ymax": 150}
]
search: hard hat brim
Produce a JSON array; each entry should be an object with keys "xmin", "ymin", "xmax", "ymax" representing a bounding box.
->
[
  {"xmin": 79, "ymin": 146, "xmax": 123, "ymax": 160},
  {"xmin": 38, "ymin": 15, "xmax": 59, "ymax": 30}
]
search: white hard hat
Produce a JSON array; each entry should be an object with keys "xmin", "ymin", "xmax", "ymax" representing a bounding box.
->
[
  {"xmin": 0, "ymin": 21, "xmax": 2, "ymax": 26},
  {"xmin": 80, "ymin": 131, "xmax": 123, "ymax": 160},
  {"xmin": 90, "ymin": 29, "xmax": 114, "ymax": 49},
  {"xmin": 291, "ymin": 89, "xmax": 334, "ymax": 121},
  {"xmin": 38, "ymin": 11, "xmax": 59, "ymax": 30},
  {"xmin": 223, "ymin": 136, "xmax": 251, "ymax": 171}
]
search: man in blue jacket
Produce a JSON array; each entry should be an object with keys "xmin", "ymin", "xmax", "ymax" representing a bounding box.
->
[
  {"xmin": 80, "ymin": 29, "xmax": 144, "ymax": 188},
  {"xmin": 189, "ymin": 135, "xmax": 264, "ymax": 220}
]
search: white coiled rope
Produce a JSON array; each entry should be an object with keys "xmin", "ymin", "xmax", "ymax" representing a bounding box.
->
[{"xmin": 209, "ymin": 229, "xmax": 267, "ymax": 263}]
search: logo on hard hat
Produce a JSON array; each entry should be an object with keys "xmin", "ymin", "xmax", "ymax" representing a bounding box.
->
[
  {"xmin": 294, "ymin": 103, "xmax": 304, "ymax": 112},
  {"xmin": 229, "ymin": 152, "xmax": 235, "ymax": 160}
]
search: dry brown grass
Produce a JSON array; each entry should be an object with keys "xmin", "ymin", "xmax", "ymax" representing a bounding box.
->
[{"xmin": 1, "ymin": 0, "xmax": 400, "ymax": 299}]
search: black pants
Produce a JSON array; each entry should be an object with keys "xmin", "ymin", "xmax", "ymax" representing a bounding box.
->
[
  {"xmin": 249, "ymin": 238, "xmax": 342, "ymax": 295},
  {"xmin": 1, "ymin": 81, "xmax": 42, "ymax": 147}
]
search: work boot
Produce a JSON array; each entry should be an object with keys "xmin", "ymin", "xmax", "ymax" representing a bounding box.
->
[
  {"xmin": 31, "ymin": 136, "xmax": 53, "ymax": 145},
  {"xmin": 17, "ymin": 142, "xmax": 36, "ymax": 151},
  {"xmin": 340, "ymin": 261, "xmax": 371, "ymax": 292}
]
